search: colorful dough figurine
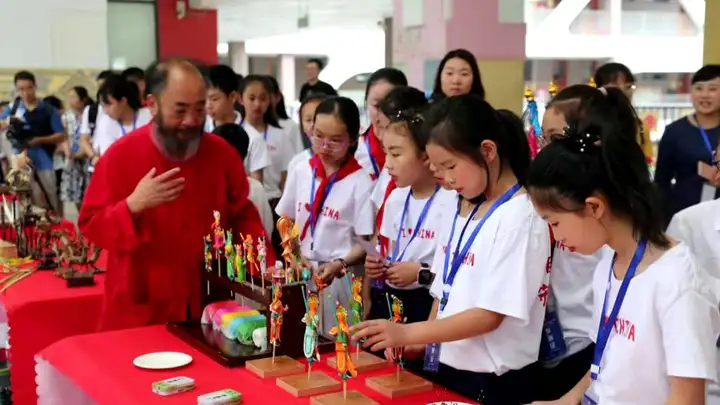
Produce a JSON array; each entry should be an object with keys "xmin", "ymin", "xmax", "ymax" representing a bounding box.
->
[
  {"xmin": 277, "ymin": 216, "xmax": 299, "ymax": 281},
  {"xmin": 203, "ymin": 235, "xmax": 213, "ymax": 272},
  {"xmin": 302, "ymin": 289, "xmax": 321, "ymax": 376},
  {"xmin": 329, "ymin": 300, "xmax": 357, "ymax": 399},
  {"xmin": 257, "ymin": 236, "xmax": 267, "ymax": 289},
  {"xmin": 224, "ymin": 230, "xmax": 234, "ymax": 280},
  {"xmin": 234, "ymin": 244, "xmax": 245, "ymax": 282},
  {"xmin": 389, "ymin": 294, "xmax": 407, "ymax": 378},
  {"xmin": 350, "ymin": 274, "xmax": 363, "ymax": 326},
  {"xmin": 243, "ymin": 234, "xmax": 258, "ymax": 289},
  {"xmin": 301, "ymin": 267, "xmax": 311, "ymax": 284},
  {"xmin": 269, "ymin": 280, "xmax": 288, "ymax": 363}
]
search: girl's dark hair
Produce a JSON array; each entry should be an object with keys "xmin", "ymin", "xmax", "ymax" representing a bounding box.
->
[
  {"xmin": 528, "ymin": 89, "xmax": 668, "ymax": 248},
  {"xmin": 379, "ymin": 86, "xmax": 429, "ymax": 151},
  {"xmin": 213, "ymin": 123, "xmax": 250, "ymax": 160},
  {"xmin": 98, "ymin": 74, "xmax": 142, "ymax": 110},
  {"xmin": 299, "ymin": 94, "xmax": 327, "ymax": 149},
  {"xmin": 593, "ymin": 62, "xmax": 635, "ymax": 87},
  {"xmin": 548, "ymin": 85, "xmax": 641, "ymax": 147},
  {"xmin": 43, "ymin": 96, "xmax": 63, "ymax": 111},
  {"xmin": 424, "ymin": 95, "xmax": 530, "ymax": 201},
  {"xmin": 431, "ymin": 49, "xmax": 486, "ymax": 101},
  {"xmin": 238, "ymin": 74, "xmax": 280, "ymax": 128},
  {"xmin": 72, "ymin": 86, "xmax": 93, "ymax": 108},
  {"xmin": 314, "ymin": 96, "xmax": 361, "ymax": 155},
  {"xmin": 265, "ymin": 75, "xmax": 290, "ymax": 120},
  {"xmin": 363, "ymin": 68, "xmax": 408, "ymax": 102}
]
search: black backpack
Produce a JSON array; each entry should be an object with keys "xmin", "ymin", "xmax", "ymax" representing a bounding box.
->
[{"xmin": 88, "ymin": 103, "xmax": 99, "ymax": 136}]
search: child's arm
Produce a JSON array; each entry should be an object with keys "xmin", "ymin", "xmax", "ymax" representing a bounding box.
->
[
  {"xmin": 664, "ymin": 377, "xmax": 706, "ymax": 405},
  {"xmin": 403, "ymin": 308, "xmax": 503, "ymax": 345}
]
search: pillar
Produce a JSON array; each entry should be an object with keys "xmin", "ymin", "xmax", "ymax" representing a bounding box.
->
[
  {"xmin": 703, "ymin": 0, "xmax": 720, "ymax": 65},
  {"xmin": 279, "ymin": 55, "xmax": 297, "ymax": 104},
  {"xmin": 447, "ymin": 0, "xmax": 526, "ymax": 115},
  {"xmin": 155, "ymin": 0, "xmax": 218, "ymax": 65},
  {"xmin": 229, "ymin": 42, "xmax": 249, "ymax": 76}
]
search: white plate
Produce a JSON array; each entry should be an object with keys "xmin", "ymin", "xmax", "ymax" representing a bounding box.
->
[{"xmin": 133, "ymin": 352, "xmax": 193, "ymax": 370}]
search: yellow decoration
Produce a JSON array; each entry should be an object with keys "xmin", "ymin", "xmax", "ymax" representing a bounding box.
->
[
  {"xmin": 588, "ymin": 77, "xmax": 597, "ymax": 88},
  {"xmin": 524, "ymin": 86, "xmax": 536, "ymax": 102},
  {"xmin": 548, "ymin": 80, "xmax": 559, "ymax": 98}
]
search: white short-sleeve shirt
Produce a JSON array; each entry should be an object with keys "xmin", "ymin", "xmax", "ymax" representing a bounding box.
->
[
  {"xmin": 279, "ymin": 118, "xmax": 304, "ymax": 158},
  {"xmin": 287, "ymin": 149, "xmax": 311, "ymax": 174},
  {"xmin": 79, "ymin": 104, "xmax": 104, "ymax": 136},
  {"xmin": 254, "ymin": 124, "xmax": 292, "ymax": 199},
  {"xmin": 275, "ymin": 160, "xmax": 375, "ymax": 262},
  {"xmin": 370, "ymin": 168, "xmax": 393, "ymax": 210},
  {"xmin": 380, "ymin": 187, "xmax": 456, "ymax": 289},
  {"xmin": 590, "ymin": 243, "xmax": 719, "ymax": 405},
  {"xmin": 92, "ymin": 108, "xmax": 153, "ymax": 155},
  {"xmin": 668, "ymin": 199, "xmax": 720, "ymax": 295},
  {"xmin": 428, "ymin": 194, "xmax": 551, "ymax": 374},
  {"xmin": 355, "ymin": 134, "xmax": 380, "ymax": 179},
  {"xmin": 240, "ymin": 122, "xmax": 271, "ymax": 176}
]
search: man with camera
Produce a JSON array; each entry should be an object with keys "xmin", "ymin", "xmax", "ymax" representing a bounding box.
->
[{"xmin": 0, "ymin": 70, "xmax": 66, "ymax": 211}]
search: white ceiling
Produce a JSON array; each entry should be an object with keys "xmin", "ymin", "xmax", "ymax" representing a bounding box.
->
[{"xmin": 217, "ymin": 0, "xmax": 393, "ymax": 42}]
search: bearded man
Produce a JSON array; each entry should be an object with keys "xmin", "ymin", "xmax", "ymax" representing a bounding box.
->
[{"xmin": 79, "ymin": 59, "xmax": 274, "ymax": 331}]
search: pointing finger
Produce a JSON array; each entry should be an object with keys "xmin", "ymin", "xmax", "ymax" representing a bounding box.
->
[
  {"xmin": 142, "ymin": 167, "xmax": 157, "ymax": 179},
  {"xmin": 154, "ymin": 167, "xmax": 182, "ymax": 182}
]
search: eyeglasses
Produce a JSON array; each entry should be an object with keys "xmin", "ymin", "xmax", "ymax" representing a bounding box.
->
[{"xmin": 311, "ymin": 134, "xmax": 347, "ymax": 151}]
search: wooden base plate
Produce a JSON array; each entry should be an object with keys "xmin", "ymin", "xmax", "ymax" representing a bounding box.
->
[
  {"xmin": 365, "ymin": 370, "xmax": 433, "ymax": 398},
  {"xmin": 311, "ymin": 390, "xmax": 379, "ymax": 405},
  {"xmin": 276, "ymin": 371, "xmax": 341, "ymax": 397},
  {"xmin": 246, "ymin": 355, "xmax": 305, "ymax": 378},
  {"xmin": 326, "ymin": 351, "xmax": 388, "ymax": 373}
]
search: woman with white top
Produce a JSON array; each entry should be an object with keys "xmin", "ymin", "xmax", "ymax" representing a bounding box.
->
[
  {"xmin": 266, "ymin": 75, "xmax": 304, "ymax": 156},
  {"xmin": 287, "ymin": 94, "xmax": 326, "ymax": 173},
  {"xmin": 276, "ymin": 96, "xmax": 375, "ymax": 336},
  {"xmin": 353, "ymin": 95, "xmax": 550, "ymax": 404},
  {"xmin": 526, "ymin": 87, "xmax": 719, "ymax": 405},
  {"xmin": 60, "ymin": 86, "xmax": 93, "ymax": 210},
  {"xmin": 237, "ymin": 75, "xmax": 291, "ymax": 199}
]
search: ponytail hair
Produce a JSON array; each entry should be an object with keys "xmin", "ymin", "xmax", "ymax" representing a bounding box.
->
[
  {"xmin": 424, "ymin": 95, "xmax": 531, "ymax": 201},
  {"xmin": 527, "ymin": 87, "xmax": 668, "ymax": 248},
  {"xmin": 379, "ymin": 86, "xmax": 429, "ymax": 151}
]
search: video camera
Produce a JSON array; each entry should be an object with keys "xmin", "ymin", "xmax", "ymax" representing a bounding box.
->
[{"xmin": 4, "ymin": 97, "xmax": 34, "ymax": 150}]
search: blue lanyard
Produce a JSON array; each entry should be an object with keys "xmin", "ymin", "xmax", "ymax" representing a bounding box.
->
[
  {"xmin": 440, "ymin": 183, "xmax": 521, "ymax": 311},
  {"xmin": 118, "ymin": 112, "xmax": 137, "ymax": 137},
  {"xmin": 695, "ymin": 114, "xmax": 716, "ymax": 163},
  {"xmin": 365, "ymin": 135, "xmax": 379, "ymax": 178},
  {"xmin": 241, "ymin": 119, "xmax": 268, "ymax": 141},
  {"xmin": 309, "ymin": 168, "xmax": 339, "ymax": 239},
  {"xmin": 392, "ymin": 185, "xmax": 440, "ymax": 262},
  {"xmin": 590, "ymin": 239, "xmax": 647, "ymax": 381}
]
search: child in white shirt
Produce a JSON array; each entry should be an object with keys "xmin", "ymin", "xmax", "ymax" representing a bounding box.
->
[
  {"xmin": 287, "ymin": 94, "xmax": 325, "ymax": 173},
  {"xmin": 526, "ymin": 86, "xmax": 719, "ymax": 405},
  {"xmin": 276, "ymin": 96, "xmax": 375, "ymax": 336},
  {"xmin": 353, "ymin": 95, "xmax": 550, "ymax": 404}
]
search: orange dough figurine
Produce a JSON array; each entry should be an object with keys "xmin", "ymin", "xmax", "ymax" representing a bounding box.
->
[
  {"xmin": 270, "ymin": 283, "xmax": 289, "ymax": 346},
  {"xmin": 244, "ymin": 234, "xmax": 259, "ymax": 276},
  {"xmin": 276, "ymin": 215, "xmax": 299, "ymax": 281},
  {"xmin": 329, "ymin": 302, "xmax": 357, "ymax": 380}
]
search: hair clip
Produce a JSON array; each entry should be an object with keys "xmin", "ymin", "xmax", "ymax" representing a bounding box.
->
[
  {"xmin": 560, "ymin": 126, "xmax": 601, "ymax": 153},
  {"xmin": 394, "ymin": 109, "xmax": 423, "ymax": 124}
]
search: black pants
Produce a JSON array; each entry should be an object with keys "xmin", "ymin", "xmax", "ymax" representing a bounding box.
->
[
  {"xmin": 533, "ymin": 343, "xmax": 595, "ymax": 401},
  {"xmin": 367, "ymin": 285, "xmax": 434, "ymax": 374},
  {"xmin": 430, "ymin": 362, "xmax": 540, "ymax": 405}
]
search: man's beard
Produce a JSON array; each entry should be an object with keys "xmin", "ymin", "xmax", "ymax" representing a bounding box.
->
[{"xmin": 155, "ymin": 113, "xmax": 204, "ymax": 159}]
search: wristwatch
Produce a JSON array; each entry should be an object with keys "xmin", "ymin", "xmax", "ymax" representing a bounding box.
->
[{"xmin": 417, "ymin": 262, "xmax": 433, "ymax": 286}]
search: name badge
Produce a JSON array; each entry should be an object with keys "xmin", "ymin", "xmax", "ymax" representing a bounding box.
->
[
  {"xmin": 582, "ymin": 382, "xmax": 599, "ymax": 405},
  {"xmin": 423, "ymin": 342, "xmax": 441, "ymax": 372},
  {"xmin": 540, "ymin": 309, "xmax": 567, "ymax": 361}
]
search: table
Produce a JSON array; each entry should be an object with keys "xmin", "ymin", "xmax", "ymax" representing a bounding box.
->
[
  {"xmin": 37, "ymin": 325, "xmax": 470, "ymax": 405},
  {"xmin": 1, "ymin": 250, "xmax": 107, "ymax": 405}
]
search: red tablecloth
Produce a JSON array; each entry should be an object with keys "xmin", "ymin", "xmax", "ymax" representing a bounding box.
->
[
  {"xmin": 39, "ymin": 325, "xmax": 470, "ymax": 404},
  {"xmin": 2, "ymin": 247, "xmax": 107, "ymax": 405}
]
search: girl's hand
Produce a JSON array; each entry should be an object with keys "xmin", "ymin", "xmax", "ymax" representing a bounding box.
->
[
  {"xmin": 350, "ymin": 319, "xmax": 407, "ymax": 351},
  {"xmin": 364, "ymin": 255, "xmax": 385, "ymax": 279},
  {"xmin": 317, "ymin": 260, "xmax": 343, "ymax": 282},
  {"xmin": 386, "ymin": 262, "xmax": 420, "ymax": 287}
]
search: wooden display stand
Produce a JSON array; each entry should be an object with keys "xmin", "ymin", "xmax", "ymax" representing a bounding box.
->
[
  {"xmin": 326, "ymin": 351, "xmax": 387, "ymax": 373},
  {"xmin": 246, "ymin": 355, "xmax": 304, "ymax": 378},
  {"xmin": 277, "ymin": 371, "xmax": 341, "ymax": 397},
  {"xmin": 365, "ymin": 370, "xmax": 433, "ymax": 398},
  {"xmin": 311, "ymin": 390, "xmax": 379, "ymax": 405},
  {"xmin": 0, "ymin": 240, "xmax": 17, "ymax": 258},
  {"xmin": 167, "ymin": 259, "xmax": 334, "ymax": 367}
]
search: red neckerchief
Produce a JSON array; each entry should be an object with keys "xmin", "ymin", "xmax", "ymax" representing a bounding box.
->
[
  {"xmin": 300, "ymin": 155, "xmax": 363, "ymax": 241},
  {"xmin": 375, "ymin": 178, "xmax": 397, "ymax": 257},
  {"xmin": 366, "ymin": 126, "xmax": 386, "ymax": 175}
]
